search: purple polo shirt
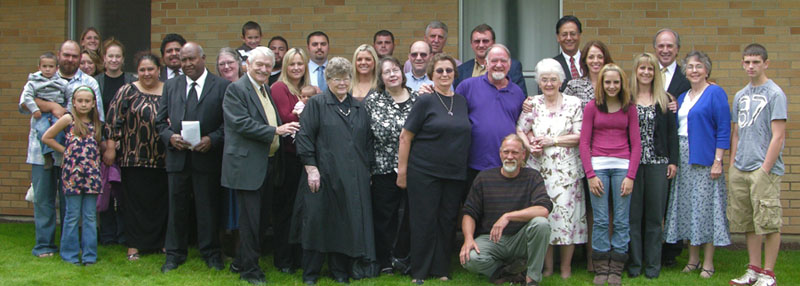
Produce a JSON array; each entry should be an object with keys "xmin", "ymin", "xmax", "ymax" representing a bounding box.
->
[{"xmin": 455, "ymin": 74, "xmax": 526, "ymax": 171}]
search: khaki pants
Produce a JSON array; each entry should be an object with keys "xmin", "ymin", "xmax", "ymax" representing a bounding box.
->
[
  {"xmin": 727, "ymin": 167, "xmax": 783, "ymax": 235},
  {"xmin": 462, "ymin": 217, "xmax": 550, "ymax": 282}
]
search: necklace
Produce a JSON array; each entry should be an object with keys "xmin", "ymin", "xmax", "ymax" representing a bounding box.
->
[
  {"xmin": 337, "ymin": 104, "xmax": 351, "ymax": 116},
  {"xmin": 435, "ymin": 91, "xmax": 454, "ymax": 116}
]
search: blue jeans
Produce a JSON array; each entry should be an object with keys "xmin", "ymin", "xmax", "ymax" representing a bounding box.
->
[
  {"xmin": 589, "ymin": 168, "xmax": 631, "ymax": 253},
  {"xmin": 31, "ymin": 165, "xmax": 63, "ymax": 256},
  {"xmin": 60, "ymin": 193, "xmax": 98, "ymax": 264}
]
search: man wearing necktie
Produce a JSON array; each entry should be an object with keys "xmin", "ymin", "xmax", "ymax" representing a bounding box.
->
[
  {"xmin": 307, "ymin": 31, "xmax": 329, "ymax": 93},
  {"xmin": 552, "ymin": 16, "xmax": 583, "ymax": 92},
  {"xmin": 159, "ymin": 34, "xmax": 187, "ymax": 82},
  {"xmin": 222, "ymin": 46, "xmax": 301, "ymax": 285},
  {"xmin": 156, "ymin": 42, "xmax": 230, "ymax": 273}
]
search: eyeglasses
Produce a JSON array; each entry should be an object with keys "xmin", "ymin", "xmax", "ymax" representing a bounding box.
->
[
  {"xmin": 383, "ymin": 68, "xmax": 402, "ymax": 76},
  {"xmin": 539, "ymin": 77, "xmax": 560, "ymax": 84},
  {"xmin": 686, "ymin": 64, "xmax": 705, "ymax": 71},
  {"xmin": 472, "ymin": 39, "xmax": 491, "ymax": 45},
  {"xmin": 329, "ymin": 77, "xmax": 350, "ymax": 84},
  {"xmin": 435, "ymin": 68, "xmax": 454, "ymax": 74},
  {"xmin": 219, "ymin": 61, "xmax": 237, "ymax": 68},
  {"xmin": 410, "ymin": 52, "xmax": 428, "ymax": 58}
]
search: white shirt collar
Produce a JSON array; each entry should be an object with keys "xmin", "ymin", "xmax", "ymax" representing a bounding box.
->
[
  {"xmin": 308, "ymin": 59, "xmax": 328, "ymax": 72},
  {"xmin": 186, "ymin": 68, "xmax": 208, "ymax": 99}
]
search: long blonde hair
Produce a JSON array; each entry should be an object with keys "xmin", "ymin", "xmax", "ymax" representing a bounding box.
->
[
  {"xmin": 594, "ymin": 64, "xmax": 631, "ymax": 112},
  {"xmin": 276, "ymin": 48, "xmax": 311, "ymax": 97},
  {"xmin": 350, "ymin": 44, "xmax": 378, "ymax": 90},
  {"xmin": 630, "ymin": 53, "xmax": 669, "ymax": 113},
  {"xmin": 70, "ymin": 86, "xmax": 101, "ymax": 142}
]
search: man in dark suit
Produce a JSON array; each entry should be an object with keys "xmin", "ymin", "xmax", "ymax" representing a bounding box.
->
[
  {"xmin": 653, "ymin": 28, "xmax": 691, "ymax": 268},
  {"xmin": 552, "ymin": 15, "xmax": 582, "ymax": 92},
  {"xmin": 455, "ymin": 24, "xmax": 527, "ymax": 96},
  {"xmin": 159, "ymin": 33, "xmax": 187, "ymax": 82},
  {"xmin": 222, "ymin": 47, "xmax": 300, "ymax": 285},
  {"xmin": 654, "ymin": 28, "xmax": 691, "ymax": 98},
  {"xmin": 156, "ymin": 42, "xmax": 230, "ymax": 273}
]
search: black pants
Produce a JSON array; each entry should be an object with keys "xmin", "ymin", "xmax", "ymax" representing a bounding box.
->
[
  {"xmin": 463, "ymin": 168, "xmax": 481, "ymax": 202},
  {"xmin": 164, "ymin": 166, "xmax": 221, "ymax": 262},
  {"xmin": 98, "ymin": 197, "xmax": 124, "ymax": 245},
  {"xmin": 234, "ymin": 156, "xmax": 276, "ymax": 280},
  {"xmin": 121, "ymin": 167, "xmax": 168, "ymax": 250},
  {"xmin": 302, "ymin": 250, "xmax": 351, "ymax": 281},
  {"xmin": 407, "ymin": 167, "xmax": 463, "ymax": 279},
  {"xmin": 629, "ymin": 164, "xmax": 669, "ymax": 276},
  {"xmin": 371, "ymin": 172, "xmax": 410, "ymax": 269},
  {"xmin": 272, "ymin": 153, "xmax": 302, "ymax": 269}
]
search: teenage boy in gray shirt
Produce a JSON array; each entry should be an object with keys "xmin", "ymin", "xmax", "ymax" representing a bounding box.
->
[{"xmin": 728, "ymin": 43, "xmax": 786, "ymax": 286}]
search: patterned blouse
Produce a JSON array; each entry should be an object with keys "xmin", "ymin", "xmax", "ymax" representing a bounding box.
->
[
  {"xmin": 364, "ymin": 88, "xmax": 418, "ymax": 175},
  {"xmin": 563, "ymin": 77, "xmax": 594, "ymax": 110},
  {"xmin": 636, "ymin": 104, "xmax": 669, "ymax": 165},
  {"xmin": 104, "ymin": 83, "xmax": 166, "ymax": 168},
  {"xmin": 61, "ymin": 119, "xmax": 102, "ymax": 195}
]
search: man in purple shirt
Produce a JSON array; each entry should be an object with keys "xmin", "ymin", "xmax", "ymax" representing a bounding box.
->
[{"xmin": 455, "ymin": 44, "xmax": 526, "ymax": 196}]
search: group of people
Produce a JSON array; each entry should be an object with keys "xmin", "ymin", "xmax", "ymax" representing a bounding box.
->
[{"xmin": 18, "ymin": 15, "xmax": 785, "ymax": 286}]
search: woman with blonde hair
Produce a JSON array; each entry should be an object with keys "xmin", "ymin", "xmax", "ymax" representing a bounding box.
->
[
  {"xmin": 627, "ymin": 53, "xmax": 679, "ymax": 278},
  {"xmin": 350, "ymin": 44, "xmax": 379, "ymax": 101}
]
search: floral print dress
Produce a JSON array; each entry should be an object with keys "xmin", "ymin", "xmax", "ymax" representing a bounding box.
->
[
  {"xmin": 517, "ymin": 94, "xmax": 587, "ymax": 245},
  {"xmin": 61, "ymin": 119, "xmax": 101, "ymax": 196}
]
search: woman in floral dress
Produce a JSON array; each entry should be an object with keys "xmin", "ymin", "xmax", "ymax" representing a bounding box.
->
[{"xmin": 517, "ymin": 58, "xmax": 586, "ymax": 278}]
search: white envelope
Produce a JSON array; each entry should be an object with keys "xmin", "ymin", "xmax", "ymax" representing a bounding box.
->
[{"xmin": 181, "ymin": 121, "xmax": 201, "ymax": 148}]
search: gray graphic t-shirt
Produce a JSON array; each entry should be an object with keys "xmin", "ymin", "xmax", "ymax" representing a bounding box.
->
[{"xmin": 732, "ymin": 79, "xmax": 787, "ymax": 175}]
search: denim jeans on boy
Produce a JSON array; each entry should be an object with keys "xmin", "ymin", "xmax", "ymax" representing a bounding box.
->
[
  {"xmin": 60, "ymin": 193, "xmax": 98, "ymax": 264},
  {"xmin": 31, "ymin": 165, "xmax": 63, "ymax": 256},
  {"xmin": 589, "ymin": 168, "xmax": 631, "ymax": 253},
  {"xmin": 33, "ymin": 112, "xmax": 65, "ymax": 155}
]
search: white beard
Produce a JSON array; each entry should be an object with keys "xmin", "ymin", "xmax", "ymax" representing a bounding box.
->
[
  {"xmin": 491, "ymin": 72, "xmax": 506, "ymax": 81},
  {"xmin": 502, "ymin": 159, "xmax": 519, "ymax": 173}
]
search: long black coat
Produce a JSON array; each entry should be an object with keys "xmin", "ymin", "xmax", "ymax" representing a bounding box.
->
[{"xmin": 291, "ymin": 90, "xmax": 376, "ymax": 262}]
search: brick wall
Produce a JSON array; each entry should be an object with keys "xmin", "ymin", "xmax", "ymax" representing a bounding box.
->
[
  {"xmin": 0, "ymin": 0, "xmax": 66, "ymax": 216},
  {"xmin": 2, "ymin": 0, "xmax": 800, "ymax": 234}
]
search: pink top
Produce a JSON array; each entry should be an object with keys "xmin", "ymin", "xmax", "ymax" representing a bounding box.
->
[{"xmin": 579, "ymin": 100, "xmax": 642, "ymax": 179}]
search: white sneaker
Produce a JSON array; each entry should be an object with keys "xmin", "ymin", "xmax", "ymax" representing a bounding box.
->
[
  {"xmin": 729, "ymin": 266, "xmax": 760, "ymax": 285},
  {"xmin": 752, "ymin": 272, "xmax": 777, "ymax": 286}
]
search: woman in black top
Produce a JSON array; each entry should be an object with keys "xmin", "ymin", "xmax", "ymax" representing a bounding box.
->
[
  {"xmin": 628, "ymin": 53, "xmax": 679, "ymax": 278},
  {"xmin": 397, "ymin": 54, "xmax": 471, "ymax": 284},
  {"xmin": 293, "ymin": 56, "xmax": 377, "ymax": 284}
]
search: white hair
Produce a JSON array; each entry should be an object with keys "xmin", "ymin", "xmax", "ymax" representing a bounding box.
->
[
  {"xmin": 247, "ymin": 46, "xmax": 275, "ymax": 68},
  {"xmin": 533, "ymin": 58, "xmax": 566, "ymax": 84}
]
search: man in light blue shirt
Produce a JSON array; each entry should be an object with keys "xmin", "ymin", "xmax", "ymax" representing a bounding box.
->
[
  {"xmin": 404, "ymin": 41, "xmax": 433, "ymax": 92},
  {"xmin": 307, "ymin": 31, "xmax": 329, "ymax": 93}
]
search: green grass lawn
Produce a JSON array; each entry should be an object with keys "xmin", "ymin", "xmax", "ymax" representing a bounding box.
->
[{"xmin": 1, "ymin": 222, "xmax": 798, "ymax": 285}]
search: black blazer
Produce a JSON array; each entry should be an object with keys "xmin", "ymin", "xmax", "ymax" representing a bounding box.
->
[
  {"xmin": 651, "ymin": 101, "xmax": 680, "ymax": 165},
  {"xmin": 155, "ymin": 71, "xmax": 230, "ymax": 173},
  {"xmin": 667, "ymin": 64, "xmax": 691, "ymax": 99},
  {"xmin": 553, "ymin": 53, "xmax": 573, "ymax": 92}
]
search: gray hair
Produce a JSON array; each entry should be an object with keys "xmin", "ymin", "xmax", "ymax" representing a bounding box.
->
[
  {"xmin": 247, "ymin": 46, "xmax": 275, "ymax": 68},
  {"xmin": 325, "ymin": 57, "xmax": 352, "ymax": 80},
  {"xmin": 486, "ymin": 44, "xmax": 511, "ymax": 60},
  {"xmin": 681, "ymin": 50, "xmax": 712, "ymax": 78},
  {"xmin": 533, "ymin": 58, "xmax": 565, "ymax": 84},
  {"xmin": 425, "ymin": 21, "xmax": 448, "ymax": 37},
  {"xmin": 653, "ymin": 28, "xmax": 681, "ymax": 49},
  {"xmin": 216, "ymin": 47, "xmax": 242, "ymax": 74}
]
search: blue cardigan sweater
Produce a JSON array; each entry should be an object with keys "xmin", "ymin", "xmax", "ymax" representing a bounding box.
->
[{"xmin": 676, "ymin": 84, "xmax": 731, "ymax": 166}]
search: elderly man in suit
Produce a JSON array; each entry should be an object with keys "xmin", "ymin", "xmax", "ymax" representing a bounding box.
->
[
  {"xmin": 222, "ymin": 47, "xmax": 300, "ymax": 285},
  {"xmin": 454, "ymin": 24, "xmax": 527, "ymax": 96},
  {"xmin": 156, "ymin": 42, "xmax": 230, "ymax": 273},
  {"xmin": 653, "ymin": 28, "xmax": 691, "ymax": 268}
]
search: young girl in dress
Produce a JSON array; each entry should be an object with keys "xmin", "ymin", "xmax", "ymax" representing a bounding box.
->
[{"xmin": 42, "ymin": 86, "xmax": 103, "ymax": 265}]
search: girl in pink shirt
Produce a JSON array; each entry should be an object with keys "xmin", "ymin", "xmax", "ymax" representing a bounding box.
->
[{"xmin": 579, "ymin": 64, "xmax": 641, "ymax": 286}]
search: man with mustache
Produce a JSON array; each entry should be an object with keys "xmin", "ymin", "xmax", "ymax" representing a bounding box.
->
[
  {"xmin": 455, "ymin": 44, "xmax": 526, "ymax": 199},
  {"xmin": 404, "ymin": 41, "xmax": 433, "ymax": 92},
  {"xmin": 460, "ymin": 134, "xmax": 552, "ymax": 286},
  {"xmin": 403, "ymin": 21, "xmax": 460, "ymax": 74},
  {"xmin": 306, "ymin": 31, "xmax": 330, "ymax": 92},
  {"xmin": 268, "ymin": 35, "xmax": 288, "ymax": 86},
  {"xmin": 157, "ymin": 42, "xmax": 230, "ymax": 274},
  {"xmin": 222, "ymin": 46, "xmax": 300, "ymax": 284},
  {"xmin": 552, "ymin": 16, "xmax": 582, "ymax": 92},
  {"xmin": 454, "ymin": 24, "xmax": 527, "ymax": 96},
  {"xmin": 159, "ymin": 33, "xmax": 187, "ymax": 82}
]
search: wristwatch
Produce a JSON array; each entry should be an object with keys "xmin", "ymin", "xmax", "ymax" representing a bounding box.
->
[
  {"xmin": 553, "ymin": 138, "xmax": 559, "ymax": 146},
  {"xmin": 715, "ymin": 157, "xmax": 723, "ymax": 162}
]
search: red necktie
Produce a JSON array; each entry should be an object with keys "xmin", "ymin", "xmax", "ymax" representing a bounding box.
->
[{"xmin": 569, "ymin": 56, "xmax": 580, "ymax": 79}]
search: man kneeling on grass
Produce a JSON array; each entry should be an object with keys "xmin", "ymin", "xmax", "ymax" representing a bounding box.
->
[{"xmin": 460, "ymin": 134, "xmax": 552, "ymax": 286}]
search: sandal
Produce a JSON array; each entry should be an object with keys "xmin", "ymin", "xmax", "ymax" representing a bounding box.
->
[
  {"xmin": 36, "ymin": 252, "xmax": 54, "ymax": 258},
  {"xmin": 127, "ymin": 253, "xmax": 140, "ymax": 261},
  {"xmin": 681, "ymin": 263, "xmax": 700, "ymax": 273},
  {"xmin": 700, "ymin": 268, "xmax": 715, "ymax": 279}
]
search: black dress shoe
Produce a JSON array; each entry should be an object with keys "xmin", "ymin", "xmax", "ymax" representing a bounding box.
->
[
  {"xmin": 161, "ymin": 261, "xmax": 181, "ymax": 273},
  {"xmin": 205, "ymin": 256, "xmax": 224, "ymax": 271},
  {"xmin": 334, "ymin": 277, "xmax": 349, "ymax": 284},
  {"xmin": 303, "ymin": 280, "xmax": 317, "ymax": 285},
  {"xmin": 229, "ymin": 263, "xmax": 242, "ymax": 274},
  {"xmin": 278, "ymin": 267, "xmax": 295, "ymax": 273},
  {"xmin": 240, "ymin": 276, "xmax": 267, "ymax": 285}
]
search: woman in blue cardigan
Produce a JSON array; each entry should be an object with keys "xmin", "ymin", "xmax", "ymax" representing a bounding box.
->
[{"xmin": 664, "ymin": 51, "xmax": 731, "ymax": 279}]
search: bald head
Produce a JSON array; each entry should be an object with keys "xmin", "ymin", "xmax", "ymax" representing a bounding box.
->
[
  {"xmin": 58, "ymin": 40, "xmax": 81, "ymax": 77},
  {"xmin": 409, "ymin": 41, "xmax": 432, "ymax": 77},
  {"xmin": 180, "ymin": 42, "xmax": 207, "ymax": 80}
]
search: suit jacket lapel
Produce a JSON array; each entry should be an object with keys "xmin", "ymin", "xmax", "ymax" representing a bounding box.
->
[
  {"xmin": 243, "ymin": 74, "xmax": 269, "ymax": 123},
  {"xmin": 174, "ymin": 75, "xmax": 187, "ymax": 124},
  {"xmin": 198, "ymin": 74, "xmax": 213, "ymax": 105}
]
